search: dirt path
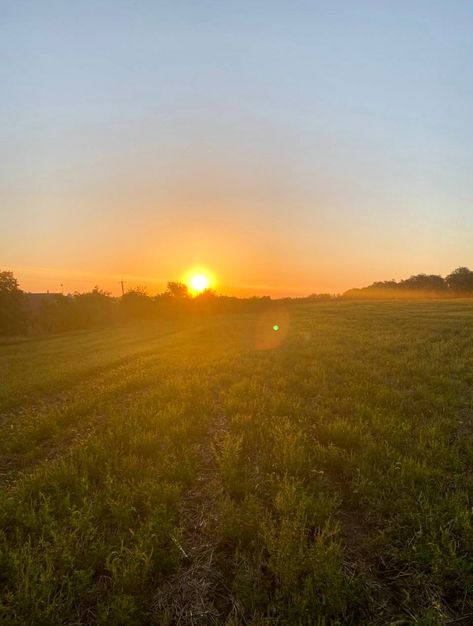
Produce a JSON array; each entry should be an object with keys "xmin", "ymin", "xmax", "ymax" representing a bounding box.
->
[{"xmin": 152, "ymin": 411, "xmax": 244, "ymax": 625}]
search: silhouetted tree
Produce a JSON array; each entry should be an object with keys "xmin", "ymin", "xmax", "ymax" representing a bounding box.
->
[
  {"xmin": 36, "ymin": 294, "xmax": 73, "ymax": 333},
  {"xmin": 445, "ymin": 267, "xmax": 473, "ymax": 293},
  {"xmin": 0, "ymin": 270, "xmax": 25, "ymax": 335},
  {"xmin": 165, "ymin": 281, "xmax": 189, "ymax": 298},
  {"xmin": 120, "ymin": 286, "xmax": 153, "ymax": 319},
  {"xmin": 72, "ymin": 287, "xmax": 114, "ymax": 327},
  {"xmin": 370, "ymin": 280, "xmax": 399, "ymax": 290},
  {"xmin": 194, "ymin": 288, "xmax": 217, "ymax": 300},
  {"xmin": 400, "ymin": 274, "xmax": 446, "ymax": 291},
  {"xmin": 344, "ymin": 270, "xmax": 451, "ymax": 298}
]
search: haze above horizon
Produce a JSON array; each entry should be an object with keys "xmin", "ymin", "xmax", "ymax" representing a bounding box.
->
[{"xmin": 2, "ymin": 1, "xmax": 472, "ymax": 296}]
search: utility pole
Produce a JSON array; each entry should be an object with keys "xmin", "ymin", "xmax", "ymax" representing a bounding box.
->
[
  {"xmin": 120, "ymin": 277, "xmax": 125, "ymax": 296},
  {"xmin": 60, "ymin": 283, "xmax": 64, "ymax": 295}
]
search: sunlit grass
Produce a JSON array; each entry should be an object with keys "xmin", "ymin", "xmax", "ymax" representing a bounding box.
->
[{"xmin": 1, "ymin": 300, "xmax": 472, "ymax": 623}]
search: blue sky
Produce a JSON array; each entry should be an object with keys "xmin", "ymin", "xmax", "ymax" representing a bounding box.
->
[{"xmin": 1, "ymin": 1, "xmax": 472, "ymax": 294}]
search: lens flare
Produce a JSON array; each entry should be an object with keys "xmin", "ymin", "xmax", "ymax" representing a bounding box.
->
[{"xmin": 255, "ymin": 308, "xmax": 289, "ymax": 350}]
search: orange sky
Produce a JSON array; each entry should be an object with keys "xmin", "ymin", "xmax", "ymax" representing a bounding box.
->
[
  {"xmin": 2, "ymin": 3, "xmax": 472, "ymax": 296},
  {"xmin": 3, "ymin": 148, "xmax": 470, "ymax": 297}
]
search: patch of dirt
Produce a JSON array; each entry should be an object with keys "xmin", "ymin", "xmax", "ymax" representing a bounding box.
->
[{"xmin": 152, "ymin": 412, "xmax": 244, "ymax": 625}]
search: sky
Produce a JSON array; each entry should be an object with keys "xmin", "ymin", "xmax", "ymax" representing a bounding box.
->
[{"xmin": 1, "ymin": 1, "xmax": 472, "ymax": 296}]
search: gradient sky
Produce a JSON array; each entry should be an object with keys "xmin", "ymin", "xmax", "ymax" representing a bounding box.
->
[{"xmin": 1, "ymin": 1, "xmax": 472, "ymax": 296}]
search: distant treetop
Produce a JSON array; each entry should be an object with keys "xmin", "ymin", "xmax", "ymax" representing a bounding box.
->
[{"xmin": 344, "ymin": 267, "xmax": 473, "ymax": 298}]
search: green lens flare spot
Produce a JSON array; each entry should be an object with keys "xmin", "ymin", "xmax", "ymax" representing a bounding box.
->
[{"xmin": 273, "ymin": 324, "xmax": 280, "ymax": 331}]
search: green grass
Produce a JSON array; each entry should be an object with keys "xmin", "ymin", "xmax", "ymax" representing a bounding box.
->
[{"xmin": 1, "ymin": 301, "xmax": 472, "ymax": 624}]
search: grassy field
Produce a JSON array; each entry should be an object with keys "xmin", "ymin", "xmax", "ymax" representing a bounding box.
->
[{"xmin": 1, "ymin": 300, "xmax": 472, "ymax": 625}]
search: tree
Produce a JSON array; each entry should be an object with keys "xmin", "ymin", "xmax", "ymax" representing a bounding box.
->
[
  {"xmin": 72, "ymin": 286, "xmax": 114, "ymax": 327},
  {"xmin": 37, "ymin": 294, "xmax": 73, "ymax": 333},
  {"xmin": 0, "ymin": 270, "xmax": 21, "ymax": 294},
  {"xmin": 0, "ymin": 270, "xmax": 25, "ymax": 335},
  {"xmin": 445, "ymin": 267, "xmax": 473, "ymax": 293},
  {"xmin": 194, "ymin": 288, "xmax": 217, "ymax": 300},
  {"xmin": 120, "ymin": 286, "xmax": 152, "ymax": 319},
  {"xmin": 165, "ymin": 281, "xmax": 189, "ymax": 298},
  {"xmin": 370, "ymin": 280, "xmax": 399, "ymax": 290},
  {"xmin": 400, "ymin": 274, "xmax": 446, "ymax": 291}
]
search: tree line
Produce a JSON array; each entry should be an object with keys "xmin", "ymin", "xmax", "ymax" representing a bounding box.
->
[
  {"xmin": 2, "ymin": 266, "xmax": 473, "ymax": 336},
  {"xmin": 343, "ymin": 266, "xmax": 473, "ymax": 299},
  {"xmin": 0, "ymin": 271, "xmax": 273, "ymax": 336}
]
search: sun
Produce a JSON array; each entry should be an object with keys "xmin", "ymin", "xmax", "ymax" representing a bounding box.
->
[
  {"xmin": 189, "ymin": 273, "xmax": 209, "ymax": 293},
  {"xmin": 183, "ymin": 267, "xmax": 216, "ymax": 295}
]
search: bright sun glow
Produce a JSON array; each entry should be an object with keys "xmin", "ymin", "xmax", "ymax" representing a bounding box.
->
[
  {"xmin": 189, "ymin": 273, "xmax": 210, "ymax": 293},
  {"xmin": 183, "ymin": 267, "xmax": 216, "ymax": 295}
]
